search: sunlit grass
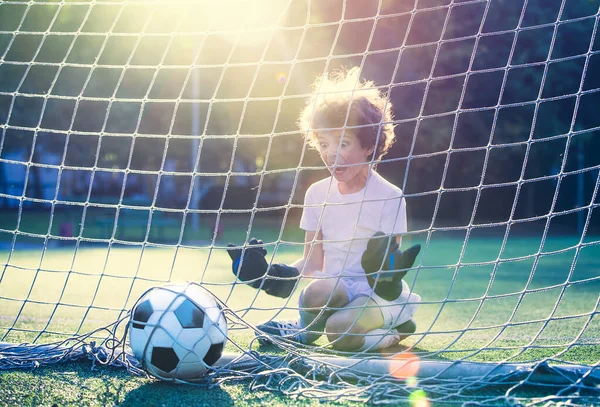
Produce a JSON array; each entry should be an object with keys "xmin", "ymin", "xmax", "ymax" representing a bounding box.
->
[
  {"xmin": 1, "ymin": 232, "xmax": 599, "ymax": 406},
  {"xmin": 1, "ymin": 234, "xmax": 598, "ymax": 363}
]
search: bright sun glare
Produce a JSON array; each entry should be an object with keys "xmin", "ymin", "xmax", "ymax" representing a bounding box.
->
[{"xmin": 192, "ymin": 0, "xmax": 291, "ymax": 45}]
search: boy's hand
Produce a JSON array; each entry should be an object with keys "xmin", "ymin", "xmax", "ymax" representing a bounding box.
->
[
  {"xmin": 226, "ymin": 238, "xmax": 300, "ymax": 298},
  {"xmin": 227, "ymin": 238, "xmax": 269, "ymax": 289},
  {"xmin": 361, "ymin": 231, "xmax": 421, "ymax": 301}
]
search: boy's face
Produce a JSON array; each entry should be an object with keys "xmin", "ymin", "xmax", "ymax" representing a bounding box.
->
[{"xmin": 317, "ymin": 130, "xmax": 374, "ymax": 184}]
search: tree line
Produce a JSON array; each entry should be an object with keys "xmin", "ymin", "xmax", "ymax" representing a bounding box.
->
[{"xmin": 0, "ymin": 0, "xmax": 598, "ymax": 233}]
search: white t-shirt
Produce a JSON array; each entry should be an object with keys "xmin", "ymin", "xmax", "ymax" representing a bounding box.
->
[{"xmin": 300, "ymin": 171, "xmax": 407, "ymax": 278}]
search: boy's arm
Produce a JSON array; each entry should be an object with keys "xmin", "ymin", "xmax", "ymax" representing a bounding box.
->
[
  {"xmin": 396, "ymin": 234, "xmax": 402, "ymax": 248},
  {"xmin": 290, "ymin": 230, "xmax": 324, "ymax": 277}
]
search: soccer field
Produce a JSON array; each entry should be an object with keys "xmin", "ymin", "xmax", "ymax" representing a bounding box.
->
[
  {"xmin": 1, "ymin": 233, "xmax": 598, "ymax": 406},
  {"xmin": 1, "ymin": 0, "xmax": 599, "ymax": 404}
]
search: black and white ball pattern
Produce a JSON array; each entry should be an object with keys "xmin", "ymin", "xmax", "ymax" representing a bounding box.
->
[{"xmin": 128, "ymin": 282, "xmax": 228, "ymax": 381}]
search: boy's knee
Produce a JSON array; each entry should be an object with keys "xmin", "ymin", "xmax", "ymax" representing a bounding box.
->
[{"xmin": 301, "ymin": 280, "xmax": 346, "ymax": 310}]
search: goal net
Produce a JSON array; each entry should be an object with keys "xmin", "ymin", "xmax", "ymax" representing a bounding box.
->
[{"xmin": 1, "ymin": 0, "xmax": 599, "ymax": 405}]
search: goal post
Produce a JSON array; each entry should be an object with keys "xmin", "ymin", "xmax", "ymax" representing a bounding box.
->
[{"xmin": 1, "ymin": 0, "xmax": 599, "ymax": 405}]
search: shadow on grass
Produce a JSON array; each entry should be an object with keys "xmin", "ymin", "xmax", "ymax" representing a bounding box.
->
[
  {"xmin": 15, "ymin": 359, "xmax": 236, "ymax": 407},
  {"xmin": 118, "ymin": 380, "xmax": 235, "ymax": 407}
]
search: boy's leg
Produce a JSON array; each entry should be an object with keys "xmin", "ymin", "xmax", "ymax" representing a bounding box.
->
[
  {"xmin": 355, "ymin": 281, "xmax": 421, "ymax": 351},
  {"xmin": 325, "ymin": 303, "xmax": 416, "ymax": 352},
  {"xmin": 297, "ymin": 288, "xmax": 335, "ymax": 343},
  {"xmin": 324, "ymin": 296, "xmax": 386, "ymax": 351},
  {"xmin": 257, "ymin": 278, "xmax": 349, "ymax": 344},
  {"xmin": 374, "ymin": 280, "xmax": 421, "ymax": 330},
  {"xmin": 323, "ymin": 280, "xmax": 420, "ymax": 352}
]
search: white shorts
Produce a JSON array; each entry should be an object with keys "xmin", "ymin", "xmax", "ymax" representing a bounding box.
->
[{"xmin": 340, "ymin": 277, "xmax": 421, "ymax": 330}]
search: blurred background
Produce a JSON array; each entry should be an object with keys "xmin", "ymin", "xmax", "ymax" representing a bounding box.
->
[{"xmin": 0, "ymin": 0, "xmax": 599, "ymax": 245}]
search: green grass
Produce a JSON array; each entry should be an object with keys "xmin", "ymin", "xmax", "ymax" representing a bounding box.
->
[
  {"xmin": 2, "ymin": 362, "xmax": 358, "ymax": 407},
  {"xmin": 1, "ymin": 219, "xmax": 599, "ymax": 406}
]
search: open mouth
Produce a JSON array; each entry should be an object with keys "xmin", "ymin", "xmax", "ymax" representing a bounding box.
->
[{"xmin": 328, "ymin": 165, "xmax": 346, "ymax": 176}]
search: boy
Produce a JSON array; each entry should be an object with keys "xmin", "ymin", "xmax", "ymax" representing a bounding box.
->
[{"xmin": 227, "ymin": 67, "xmax": 421, "ymax": 352}]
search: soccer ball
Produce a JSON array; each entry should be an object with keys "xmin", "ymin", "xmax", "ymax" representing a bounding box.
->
[{"xmin": 128, "ymin": 282, "xmax": 228, "ymax": 382}]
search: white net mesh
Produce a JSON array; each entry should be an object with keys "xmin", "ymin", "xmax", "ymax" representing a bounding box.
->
[{"xmin": 1, "ymin": 0, "xmax": 599, "ymax": 405}]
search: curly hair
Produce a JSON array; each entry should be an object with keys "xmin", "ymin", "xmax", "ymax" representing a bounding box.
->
[{"xmin": 297, "ymin": 67, "xmax": 395, "ymax": 161}]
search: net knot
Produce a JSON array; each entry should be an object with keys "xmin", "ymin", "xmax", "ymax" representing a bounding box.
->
[
  {"xmin": 81, "ymin": 341, "xmax": 111, "ymax": 369},
  {"xmin": 82, "ymin": 341, "xmax": 98, "ymax": 356}
]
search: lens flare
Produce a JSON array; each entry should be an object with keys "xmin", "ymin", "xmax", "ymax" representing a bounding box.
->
[
  {"xmin": 409, "ymin": 389, "xmax": 429, "ymax": 407},
  {"xmin": 276, "ymin": 72, "xmax": 287, "ymax": 84},
  {"xmin": 389, "ymin": 351, "xmax": 420, "ymax": 380},
  {"xmin": 405, "ymin": 376, "xmax": 418, "ymax": 387}
]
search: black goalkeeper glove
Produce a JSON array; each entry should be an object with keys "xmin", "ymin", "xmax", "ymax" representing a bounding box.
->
[
  {"xmin": 361, "ymin": 231, "xmax": 421, "ymax": 301},
  {"xmin": 227, "ymin": 238, "xmax": 300, "ymax": 299}
]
